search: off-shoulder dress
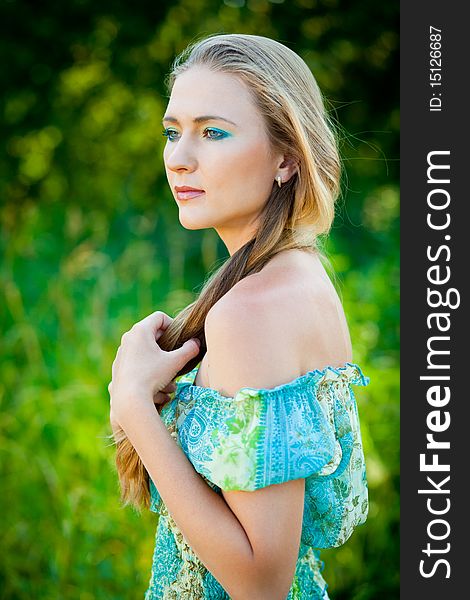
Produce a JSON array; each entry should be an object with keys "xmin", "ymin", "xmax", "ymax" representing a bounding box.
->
[{"xmin": 144, "ymin": 361, "xmax": 370, "ymax": 600}]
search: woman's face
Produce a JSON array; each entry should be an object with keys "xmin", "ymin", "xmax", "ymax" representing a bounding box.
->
[{"xmin": 162, "ymin": 66, "xmax": 284, "ymax": 255}]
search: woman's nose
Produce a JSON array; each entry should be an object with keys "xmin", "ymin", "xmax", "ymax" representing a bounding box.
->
[{"xmin": 165, "ymin": 138, "xmax": 197, "ymax": 173}]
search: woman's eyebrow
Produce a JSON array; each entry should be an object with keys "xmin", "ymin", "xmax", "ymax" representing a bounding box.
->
[{"xmin": 162, "ymin": 115, "xmax": 238, "ymax": 126}]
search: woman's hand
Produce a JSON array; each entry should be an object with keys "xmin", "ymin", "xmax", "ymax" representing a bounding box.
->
[{"xmin": 108, "ymin": 310, "xmax": 200, "ymax": 426}]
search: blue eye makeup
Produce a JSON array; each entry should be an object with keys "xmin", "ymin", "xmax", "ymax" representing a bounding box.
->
[
  {"xmin": 161, "ymin": 127, "xmax": 232, "ymax": 142},
  {"xmin": 202, "ymin": 127, "xmax": 232, "ymax": 140},
  {"xmin": 162, "ymin": 128, "xmax": 179, "ymax": 142}
]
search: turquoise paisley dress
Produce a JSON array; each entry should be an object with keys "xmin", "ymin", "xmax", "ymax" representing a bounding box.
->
[{"xmin": 144, "ymin": 361, "xmax": 370, "ymax": 599}]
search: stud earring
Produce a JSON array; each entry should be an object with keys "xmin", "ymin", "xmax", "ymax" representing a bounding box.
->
[{"xmin": 276, "ymin": 175, "xmax": 282, "ymax": 188}]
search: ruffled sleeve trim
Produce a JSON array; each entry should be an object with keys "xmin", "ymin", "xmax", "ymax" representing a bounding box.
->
[
  {"xmin": 176, "ymin": 361, "xmax": 369, "ymax": 404},
  {"xmin": 176, "ymin": 362, "xmax": 370, "ymax": 402}
]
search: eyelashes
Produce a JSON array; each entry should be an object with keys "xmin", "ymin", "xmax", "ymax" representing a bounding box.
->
[
  {"xmin": 162, "ymin": 128, "xmax": 178, "ymax": 141},
  {"xmin": 162, "ymin": 127, "xmax": 231, "ymax": 142}
]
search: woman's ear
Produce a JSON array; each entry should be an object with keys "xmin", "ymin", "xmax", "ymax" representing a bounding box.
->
[{"xmin": 276, "ymin": 156, "xmax": 298, "ymax": 185}]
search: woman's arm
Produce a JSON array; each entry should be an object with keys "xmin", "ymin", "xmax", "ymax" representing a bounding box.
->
[
  {"xmin": 111, "ymin": 303, "xmax": 307, "ymax": 599},
  {"xmin": 118, "ymin": 402, "xmax": 304, "ymax": 600}
]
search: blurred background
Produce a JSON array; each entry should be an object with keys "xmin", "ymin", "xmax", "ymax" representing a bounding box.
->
[{"xmin": 0, "ymin": 0, "xmax": 399, "ymax": 598}]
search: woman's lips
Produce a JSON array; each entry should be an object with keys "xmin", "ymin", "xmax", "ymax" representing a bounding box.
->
[{"xmin": 175, "ymin": 189, "xmax": 205, "ymax": 201}]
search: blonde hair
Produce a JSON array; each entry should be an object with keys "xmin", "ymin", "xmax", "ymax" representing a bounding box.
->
[{"xmin": 110, "ymin": 33, "xmax": 342, "ymax": 510}]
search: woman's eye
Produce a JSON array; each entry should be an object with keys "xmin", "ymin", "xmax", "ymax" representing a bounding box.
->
[
  {"xmin": 162, "ymin": 127, "xmax": 229, "ymax": 142},
  {"xmin": 162, "ymin": 128, "xmax": 179, "ymax": 142},
  {"xmin": 203, "ymin": 128, "xmax": 229, "ymax": 140}
]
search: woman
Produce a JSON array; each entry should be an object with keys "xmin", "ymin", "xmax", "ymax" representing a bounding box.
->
[{"xmin": 108, "ymin": 33, "xmax": 370, "ymax": 599}]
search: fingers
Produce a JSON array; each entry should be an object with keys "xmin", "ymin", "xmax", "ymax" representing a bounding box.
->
[
  {"xmin": 161, "ymin": 380, "xmax": 177, "ymax": 394},
  {"xmin": 168, "ymin": 338, "xmax": 201, "ymax": 369},
  {"xmin": 137, "ymin": 310, "xmax": 173, "ymax": 341},
  {"xmin": 153, "ymin": 312, "xmax": 172, "ymax": 342},
  {"xmin": 121, "ymin": 311, "xmax": 173, "ymax": 348},
  {"xmin": 153, "ymin": 377, "xmax": 179, "ymax": 407},
  {"xmin": 153, "ymin": 390, "xmax": 172, "ymax": 407}
]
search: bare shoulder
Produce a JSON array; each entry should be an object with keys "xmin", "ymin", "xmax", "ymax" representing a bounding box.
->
[{"xmin": 203, "ymin": 249, "xmax": 353, "ymax": 396}]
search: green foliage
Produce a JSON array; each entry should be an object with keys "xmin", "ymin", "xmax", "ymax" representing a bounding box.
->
[{"xmin": 1, "ymin": 0, "xmax": 398, "ymax": 598}]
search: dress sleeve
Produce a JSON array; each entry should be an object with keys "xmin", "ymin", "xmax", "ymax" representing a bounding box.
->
[
  {"xmin": 176, "ymin": 363, "xmax": 370, "ymax": 548},
  {"xmin": 177, "ymin": 364, "xmax": 368, "ymax": 491}
]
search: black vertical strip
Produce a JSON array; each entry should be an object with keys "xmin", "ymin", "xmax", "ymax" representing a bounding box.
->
[{"xmin": 401, "ymin": 2, "xmax": 467, "ymax": 597}]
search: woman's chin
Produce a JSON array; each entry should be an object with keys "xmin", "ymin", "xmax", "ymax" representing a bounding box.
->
[{"xmin": 178, "ymin": 214, "xmax": 210, "ymax": 231}]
